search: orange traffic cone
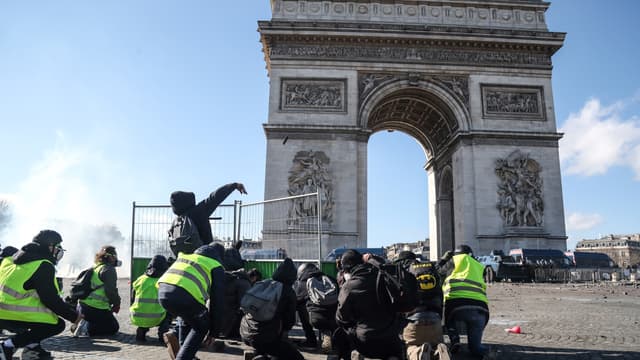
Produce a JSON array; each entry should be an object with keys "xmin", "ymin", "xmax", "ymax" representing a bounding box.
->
[{"xmin": 505, "ymin": 325, "xmax": 522, "ymax": 334}]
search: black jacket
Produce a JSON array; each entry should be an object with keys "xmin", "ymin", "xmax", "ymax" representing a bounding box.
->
[
  {"xmin": 170, "ymin": 183, "xmax": 239, "ymax": 246},
  {"xmin": 220, "ymin": 269, "xmax": 251, "ymax": 337},
  {"xmin": 240, "ymin": 258, "xmax": 297, "ymax": 344},
  {"xmin": 336, "ymin": 262, "xmax": 400, "ymax": 342},
  {"xmin": 11, "ymin": 242, "xmax": 77, "ymax": 322}
]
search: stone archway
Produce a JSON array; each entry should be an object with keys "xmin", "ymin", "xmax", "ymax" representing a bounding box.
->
[{"xmin": 260, "ymin": 0, "xmax": 568, "ymax": 259}]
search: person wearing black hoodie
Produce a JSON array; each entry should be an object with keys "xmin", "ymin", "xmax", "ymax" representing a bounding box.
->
[
  {"xmin": 157, "ymin": 243, "xmax": 226, "ymax": 360},
  {"xmin": 169, "ymin": 182, "xmax": 247, "ymax": 253},
  {"xmin": 130, "ymin": 255, "xmax": 171, "ymax": 343},
  {"xmin": 218, "ymin": 251, "xmax": 251, "ymax": 340},
  {"xmin": 334, "ymin": 249, "xmax": 404, "ymax": 360},
  {"xmin": 0, "ymin": 230, "xmax": 81, "ymax": 360},
  {"xmin": 240, "ymin": 258, "xmax": 304, "ymax": 360}
]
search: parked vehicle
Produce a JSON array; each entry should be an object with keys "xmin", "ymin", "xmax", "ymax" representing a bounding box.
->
[
  {"xmin": 509, "ymin": 248, "xmax": 572, "ymax": 268},
  {"xmin": 565, "ymin": 251, "xmax": 615, "ymax": 268},
  {"xmin": 477, "ymin": 250, "xmax": 531, "ymax": 282},
  {"xmin": 240, "ymin": 248, "xmax": 287, "ymax": 260}
]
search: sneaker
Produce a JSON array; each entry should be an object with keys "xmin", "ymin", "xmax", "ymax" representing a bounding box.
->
[
  {"xmin": 135, "ymin": 328, "xmax": 147, "ymax": 342},
  {"xmin": 0, "ymin": 341, "xmax": 14, "ymax": 360},
  {"xmin": 73, "ymin": 320, "xmax": 88, "ymax": 338},
  {"xmin": 320, "ymin": 333, "xmax": 332, "ymax": 354},
  {"xmin": 163, "ymin": 331, "xmax": 179, "ymax": 360}
]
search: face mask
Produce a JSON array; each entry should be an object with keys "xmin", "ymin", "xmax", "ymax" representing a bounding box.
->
[
  {"xmin": 114, "ymin": 259, "xmax": 122, "ymax": 267},
  {"xmin": 54, "ymin": 247, "xmax": 65, "ymax": 262}
]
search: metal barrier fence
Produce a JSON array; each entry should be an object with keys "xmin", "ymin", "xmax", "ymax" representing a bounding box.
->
[
  {"xmin": 130, "ymin": 193, "xmax": 322, "ymax": 279},
  {"xmin": 531, "ymin": 267, "xmax": 636, "ymax": 283}
]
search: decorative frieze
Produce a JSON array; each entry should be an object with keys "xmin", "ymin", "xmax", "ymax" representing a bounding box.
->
[
  {"xmin": 280, "ymin": 78, "xmax": 346, "ymax": 112},
  {"xmin": 270, "ymin": 44, "xmax": 552, "ymax": 69},
  {"xmin": 482, "ymin": 85, "xmax": 545, "ymax": 120},
  {"xmin": 270, "ymin": 1, "xmax": 549, "ymax": 31},
  {"xmin": 496, "ymin": 150, "xmax": 544, "ymax": 228}
]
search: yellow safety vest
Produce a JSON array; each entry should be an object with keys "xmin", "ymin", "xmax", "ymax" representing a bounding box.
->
[
  {"xmin": 443, "ymin": 254, "xmax": 488, "ymax": 304},
  {"xmin": 130, "ymin": 274, "xmax": 166, "ymax": 328},
  {"xmin": 157, "ymin": 252, "xmax": 221, "ymax": 305},
  {"xmin": 0, "ymin": 258, "xmax": 60, "ymax": 324},
  {"xmin": 80, "ymin": 264, "xmax": 111, "ymax": 310}
]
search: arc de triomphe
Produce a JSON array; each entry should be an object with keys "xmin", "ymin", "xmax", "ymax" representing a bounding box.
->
[{"xmin": 259, "ymin": 0, "xmax": 567, "ymax": 259}]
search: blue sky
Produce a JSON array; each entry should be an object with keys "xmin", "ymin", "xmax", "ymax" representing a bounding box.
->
[{"xmin": 0, "ymin": 1, "xmax": 638, "ymax": 271}]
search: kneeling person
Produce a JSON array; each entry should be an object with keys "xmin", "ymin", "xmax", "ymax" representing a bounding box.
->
[
  {"xmin": 130, "ymin": 255, "xmax": 171, "ymax": 343},
  {"xmin": 0, "ymin": 230, "xmax": 81, "ymax": 360}
]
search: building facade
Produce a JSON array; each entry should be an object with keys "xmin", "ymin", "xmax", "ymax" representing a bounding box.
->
[{"xmin": 576, "ymin": 234, "xmax": 640, "ymax": 268}]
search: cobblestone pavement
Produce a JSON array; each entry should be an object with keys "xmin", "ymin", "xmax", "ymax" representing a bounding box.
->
[{"xmin": 5, "ymin": 280, "xmax": 640, "ymax": 359}]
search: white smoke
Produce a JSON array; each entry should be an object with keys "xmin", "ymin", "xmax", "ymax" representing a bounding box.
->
[{"xmin": 0, "ymin": 134, "xmax": 131, "ymax": 277}]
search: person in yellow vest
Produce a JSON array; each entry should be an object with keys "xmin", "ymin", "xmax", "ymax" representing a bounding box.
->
[
  {"xmin": 438, "ymin": 245, "xmax": 492, "ymax": 359},
  {"xmin": 130, "ymin": 255, "xmax": 171, "ymax": 343},
  {"xmin": 0, "ymin": 230, "xmax": 81, "ymax": 360},
  {"xmin": 77, "ymin": 245, "xmax": 121, "ymax": 337},
  {"xmin": 157, "ymin": 243, "xmax": 226, "ymax": 360}
]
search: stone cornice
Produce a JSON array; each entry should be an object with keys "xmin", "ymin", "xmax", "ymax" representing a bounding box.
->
[{"xmin": 263, "ymin": 124, "xmax": 373, "ymax": 141}]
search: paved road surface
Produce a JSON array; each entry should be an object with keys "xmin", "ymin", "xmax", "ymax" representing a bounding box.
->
[{"xmin": 4, "ymin": 280, "xmax": 639, "ymax": 359}]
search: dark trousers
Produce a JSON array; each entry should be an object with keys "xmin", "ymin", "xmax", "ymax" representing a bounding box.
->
[
  {"xmin": 79, "ymin": 304, "xmax": 119, "ymax": 336},
  {"xmin": 333, "ymin": 327, "xmax": 404, "ymax": 360},
  {"xmin": 137, "ymin": 315, "xmax": 172, "ymax": 343},
  {"xmin": 158, "ymin": 284, "xmax": 209, "ymax": 360},
  {"xmin": 296, "ymin": 301, "xmax": 317, "ymax": 344},
  {"xmin": 245, "ymin": 337, "xmax": 305, "ymax": 360},
  {"xmin": 446, "ymin": 308, "xmax": 488, "ymax": 358},
  {"xmin": 0, "ymin": 318, "xmax": 65, "ymax": 348}
]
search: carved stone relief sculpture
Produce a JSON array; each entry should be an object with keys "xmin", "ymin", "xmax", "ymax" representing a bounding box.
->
[
  {"xmin": 482, "ymin": 85, "xmax": 545, "ymax": 120},
  {"xmin": 287, "ymin": 150, "xmax": 334, "ymax": 226},
  {"xmin": 495, "ymin": 150, "xmax": 544, "ymax": 227},
  {"xmin": 280, "ymin": 79, "xmax": 346, "ymax": 112}
]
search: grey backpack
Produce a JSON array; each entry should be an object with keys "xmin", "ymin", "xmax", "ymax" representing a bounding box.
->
[{"xmin": 240, "ymin": 279, "xmax": 283, "ymax": 321}]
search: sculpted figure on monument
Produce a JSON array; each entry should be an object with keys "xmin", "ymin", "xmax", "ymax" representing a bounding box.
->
[
  {"xmin": 495, "ymin": 150, "xmax": 544, "ymax": 227},
  {"xmin": 287, "ymin": 150, "xmax": 334, "ymax": 225}
]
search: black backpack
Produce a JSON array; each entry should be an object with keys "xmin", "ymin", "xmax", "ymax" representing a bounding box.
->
[
  {"xmin": 373, "ymin": 262, "xmax": 418, "ymax": 313},
  {"xmin": 69, "ymin": 267, "xmax": 103, "ymax": 301},
  {"xmin": 168, "ymin": 215, "xmax": 202, "ymax": 256}
]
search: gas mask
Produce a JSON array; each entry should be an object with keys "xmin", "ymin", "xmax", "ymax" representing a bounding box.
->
[{"xmin": 52, "ymin": 244, "xmax": 65, "ymax": 263}]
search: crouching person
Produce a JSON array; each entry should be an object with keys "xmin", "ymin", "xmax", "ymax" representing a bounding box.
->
[
  {"xmin": 334, "ymin": 249, "xmax": 405, "ymax": 360},
  {"xmin": 157, "ymin": 244, "xmax": 225, "ymax": 360},
  {"xmin": 0, "ymin": 230, "xmax": 81, "ymax": 360},
  {"xmin": 77, "ymin": 245, "xmax": 121, "ymax": 337},
  {"xmin": 240, "ymin": 258, "xmax": 304, "ymax": 360},
  {"xmin": 130, "ymin": 255, "xmax": 171, "ymax": 343}
]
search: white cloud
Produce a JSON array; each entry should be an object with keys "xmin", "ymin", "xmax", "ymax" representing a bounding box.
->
[
  {"xmin": 565, "ymin": 212, "xmax": 603, "ymax": 231},
  {"xmin": 559, "ymin": 97, "xmax": 640, "ymax": 178}
]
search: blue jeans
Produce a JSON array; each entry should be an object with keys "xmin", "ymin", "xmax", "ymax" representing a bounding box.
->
[
  {"xmin": 446, "ymin": 308, "xmax": 488, "ymax": 358},
  {"xmin": 158, "ymin": 285, "xmax": 209, "ymax": 360}
]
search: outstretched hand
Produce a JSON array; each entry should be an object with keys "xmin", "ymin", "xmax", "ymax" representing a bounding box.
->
[{"xmin": 236, "ymin": 183, "xmax": 248, "ymax": 195}]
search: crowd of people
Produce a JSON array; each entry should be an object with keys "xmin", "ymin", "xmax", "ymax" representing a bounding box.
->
[{"xmin": 0, "ymin": 181, "xmax": 494, "ymax": 360}]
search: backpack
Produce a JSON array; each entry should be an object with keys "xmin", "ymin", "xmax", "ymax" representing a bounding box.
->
[
  {"xmin": 240, "ymin": 279, "xmax": 283, "ymax": 322},
  {"xmin": 168, "ymin": 215, "xmax": 202, "ymax": 256},
  {"xmin": 373, "ymin": 262, "xmax": 418, "ymax": 313},
  {"xmin": 410, "ymin": 261, "xmax": 441, "ymax": 294},
  {"xmin": 69, "ymin": 267, "xmax": 103, "ymax": 301},
  {"xmin": 306, "ymin": 274, "xmax": 338, "ymax": 306}
]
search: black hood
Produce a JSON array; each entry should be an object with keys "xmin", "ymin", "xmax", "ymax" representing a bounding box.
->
[
  {"xmin": 13, "ymin": 242, "xmax": 55, "ymax": 265},
  {"xmin": 146, "ymin": 255, "xmax": 169, "ymax": 277},
  {"xmin": 272, "ymin": 258, "xmax": 296, "ymax": 286},
  {"xmin": 297, "ymin": 263, "xmax": 322, "ymax": 282},
  {"xmin": 170, "ymin": 191, "xmax": 196, "ymax": 216},
  {"xmin": 194, "ymin": 243, "xmax": 225, "ymax": 263},
  {"xmin": 0, "ymin": 246, "xmax": 18, "ymax": 260}
]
